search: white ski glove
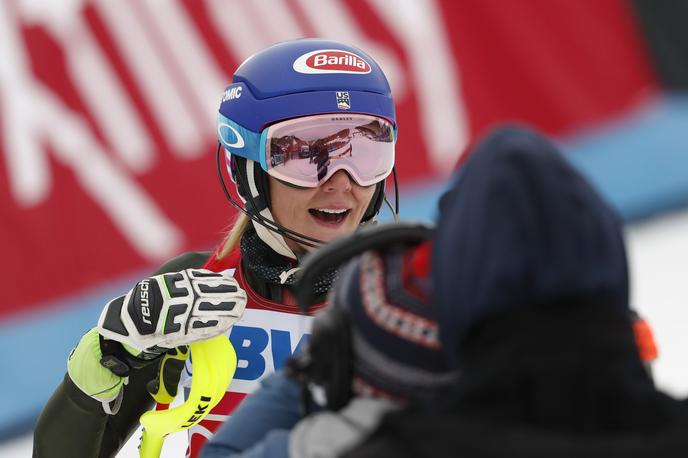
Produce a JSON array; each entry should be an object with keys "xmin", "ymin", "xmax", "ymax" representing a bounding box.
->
[{"xmin": 98, "ymin": 268, "xmax": 246, "ymax": 352}]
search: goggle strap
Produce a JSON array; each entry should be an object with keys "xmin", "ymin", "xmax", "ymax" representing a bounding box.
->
[{"xmin": 259, "ymin": 129, "xmax": 269, "ymax": 172}]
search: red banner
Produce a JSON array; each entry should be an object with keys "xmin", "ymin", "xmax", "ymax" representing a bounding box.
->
[{"xmin": 0, "ymin": 0, "xmax": 655, "ymax": 316}]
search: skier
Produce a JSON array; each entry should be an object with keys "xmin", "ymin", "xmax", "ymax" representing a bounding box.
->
[{"xmin": 33, "ymin": 38, "xmax": 398, "ymax": 458}]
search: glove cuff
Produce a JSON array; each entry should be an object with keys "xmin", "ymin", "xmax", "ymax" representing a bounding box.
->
[
  {"xmin": 122, "ymin": 342, "xmax": 165, "ymax": 361},
  {"xmin": 99, "ymin": 336, "xmax": 163, "ymax": 372},
  {"xmin": 67, "ymin": 328, "xmax": 127, "ymax": 405}
]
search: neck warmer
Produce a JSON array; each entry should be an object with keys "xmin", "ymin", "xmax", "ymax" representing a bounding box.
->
[{"xmin": 240, "ymin": 228, "xmax": 337, "ymax": 296}]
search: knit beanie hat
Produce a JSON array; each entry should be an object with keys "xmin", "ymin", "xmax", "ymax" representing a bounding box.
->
[
  {"xmin": 331, "ymin": 242, "xmax": 458, "ymax": 402},
  {"xmin": 432, "ymin": 125, "xmax": 629, "ymax": 367}
]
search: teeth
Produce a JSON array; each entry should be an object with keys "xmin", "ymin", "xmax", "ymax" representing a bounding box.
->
[{"xmin": 315, "ymin": 208, "xmax": 348, "ymax": 214}]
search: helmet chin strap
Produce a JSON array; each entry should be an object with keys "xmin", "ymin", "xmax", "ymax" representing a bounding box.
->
[
  {"xmin": 252, "ymin": 210, "xmax": 298, "ymax": 259},
  {"xmin": 245, "ymin": 160, "xmax": 298, "ymax": 259}
]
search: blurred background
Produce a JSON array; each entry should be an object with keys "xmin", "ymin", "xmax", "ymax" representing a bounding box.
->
[{"xmin": 1, "ymin": 0, "xmax": 687, "ymax": 456}]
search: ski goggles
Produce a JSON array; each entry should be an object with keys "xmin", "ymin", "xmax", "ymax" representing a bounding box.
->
[{"xmin": 218, "ymin": 113, "xmax": 396, "ymax": 188}]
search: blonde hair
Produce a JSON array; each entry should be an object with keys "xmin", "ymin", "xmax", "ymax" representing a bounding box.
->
[{"xmin": 217, "ymin": 213, "xmax": 251, "ymax": 259}]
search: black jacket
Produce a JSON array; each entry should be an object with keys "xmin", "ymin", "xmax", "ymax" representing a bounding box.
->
[
  {"xmin": 33, "ymin": 252, "xmax": 211, "ymax": 458},
  {"xmin": 345, "ymin": 302, "xmax": 688, "ymax": 458}
]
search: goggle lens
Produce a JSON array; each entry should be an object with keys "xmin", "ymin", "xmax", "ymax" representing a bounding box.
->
[{"xmin": 263, "ymin": 114, "xmax": 395, "ymax": 188}]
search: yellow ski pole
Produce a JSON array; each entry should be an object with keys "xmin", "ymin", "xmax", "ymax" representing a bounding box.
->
[{"xmin": 138, "ymin": 336, "xmax": 237, "ymax": 458}]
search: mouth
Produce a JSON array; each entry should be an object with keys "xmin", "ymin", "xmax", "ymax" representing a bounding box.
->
[{"xmin": 308, "ymin": 207, "xmax": 351, "ymax": 226}]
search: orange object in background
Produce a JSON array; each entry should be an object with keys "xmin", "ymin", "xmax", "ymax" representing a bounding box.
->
[{"xmin": 633, "ymin": 318, "xmax": 659, "ymax": 363}]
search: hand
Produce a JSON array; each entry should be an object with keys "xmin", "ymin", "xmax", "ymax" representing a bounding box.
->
[
  {"xmin": 68, "ymin": 329, "xmax": 189, "ymax": 414},
  {"xmin": 98, "ymin": 269, "xmax": 246, "ymax": 352},
  {"xmin": 146, "ymin": 346, "xmax": 189, "ymax": 405}
]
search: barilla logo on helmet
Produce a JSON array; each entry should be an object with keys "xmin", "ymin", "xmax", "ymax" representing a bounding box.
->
[{"xmin": 293, "ymin": 49, "xmax": 372, "ymax": 74}]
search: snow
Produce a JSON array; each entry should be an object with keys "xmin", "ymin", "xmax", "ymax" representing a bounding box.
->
[{"xmin": 626, "ymin": 210, "xmax": 688, "ymax": 397}]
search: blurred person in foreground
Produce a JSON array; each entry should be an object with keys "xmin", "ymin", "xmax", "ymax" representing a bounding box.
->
[
  {"xmin": 33, "ymin": 38, "xmax": 399, "ymax": 458},
  {"xmin": 344, "ymin": 126, "xmax": 688, "ymax": 458}
]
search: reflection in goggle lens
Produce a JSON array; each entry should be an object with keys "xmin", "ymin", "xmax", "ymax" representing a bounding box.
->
[{"xmin": 266, "ymin": 115, "xmax": 394, "ymax": 187}]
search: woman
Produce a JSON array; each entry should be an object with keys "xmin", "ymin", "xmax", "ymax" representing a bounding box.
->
[{"xmin": 33, "ymin": 38, "xmax": 398, "ymax": 458}]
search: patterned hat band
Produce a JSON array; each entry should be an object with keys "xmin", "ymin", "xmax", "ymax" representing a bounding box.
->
[{"xmin": 336, "ymin": 247, "xmax": 457, "ymax": 400}]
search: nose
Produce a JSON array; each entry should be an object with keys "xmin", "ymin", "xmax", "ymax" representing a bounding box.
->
[{"xmin": 323, "ymin": 169, "xmax": 354, "ymax": 192}]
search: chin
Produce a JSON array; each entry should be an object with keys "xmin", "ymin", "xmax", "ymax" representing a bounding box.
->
[
  {"xmin": 296, "ymin": 220, "xmax": 360, "ymax": 250},
  {"xmin": 324, "ymin": 225, "xmax": 358, "ymax": 239}
]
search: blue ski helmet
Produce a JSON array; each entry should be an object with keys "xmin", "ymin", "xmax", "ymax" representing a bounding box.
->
[
  {"xmin": 218, "ymin": 38, "xmax": 396, "ymax": 138},
  {"xmin": 216, "ymin": 38, "xmax": 397, "ymax": 250}
]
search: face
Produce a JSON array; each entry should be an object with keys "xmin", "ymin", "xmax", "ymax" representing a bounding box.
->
[{"xmin": 269, "ymin": 170, "xmax": 377, "ymax": 253}]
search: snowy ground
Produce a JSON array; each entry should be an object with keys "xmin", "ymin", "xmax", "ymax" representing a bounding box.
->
[
  {"xmin": 625, "ymin": 210, "xmax": 688, "ymax": 397},
  {"xmin": 0, "ymin": 426, "xmax": 187, "ymax": 458},
  {"xmin": 4, "ymin": 209, "xmax": 687, "ymax": 457}
]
